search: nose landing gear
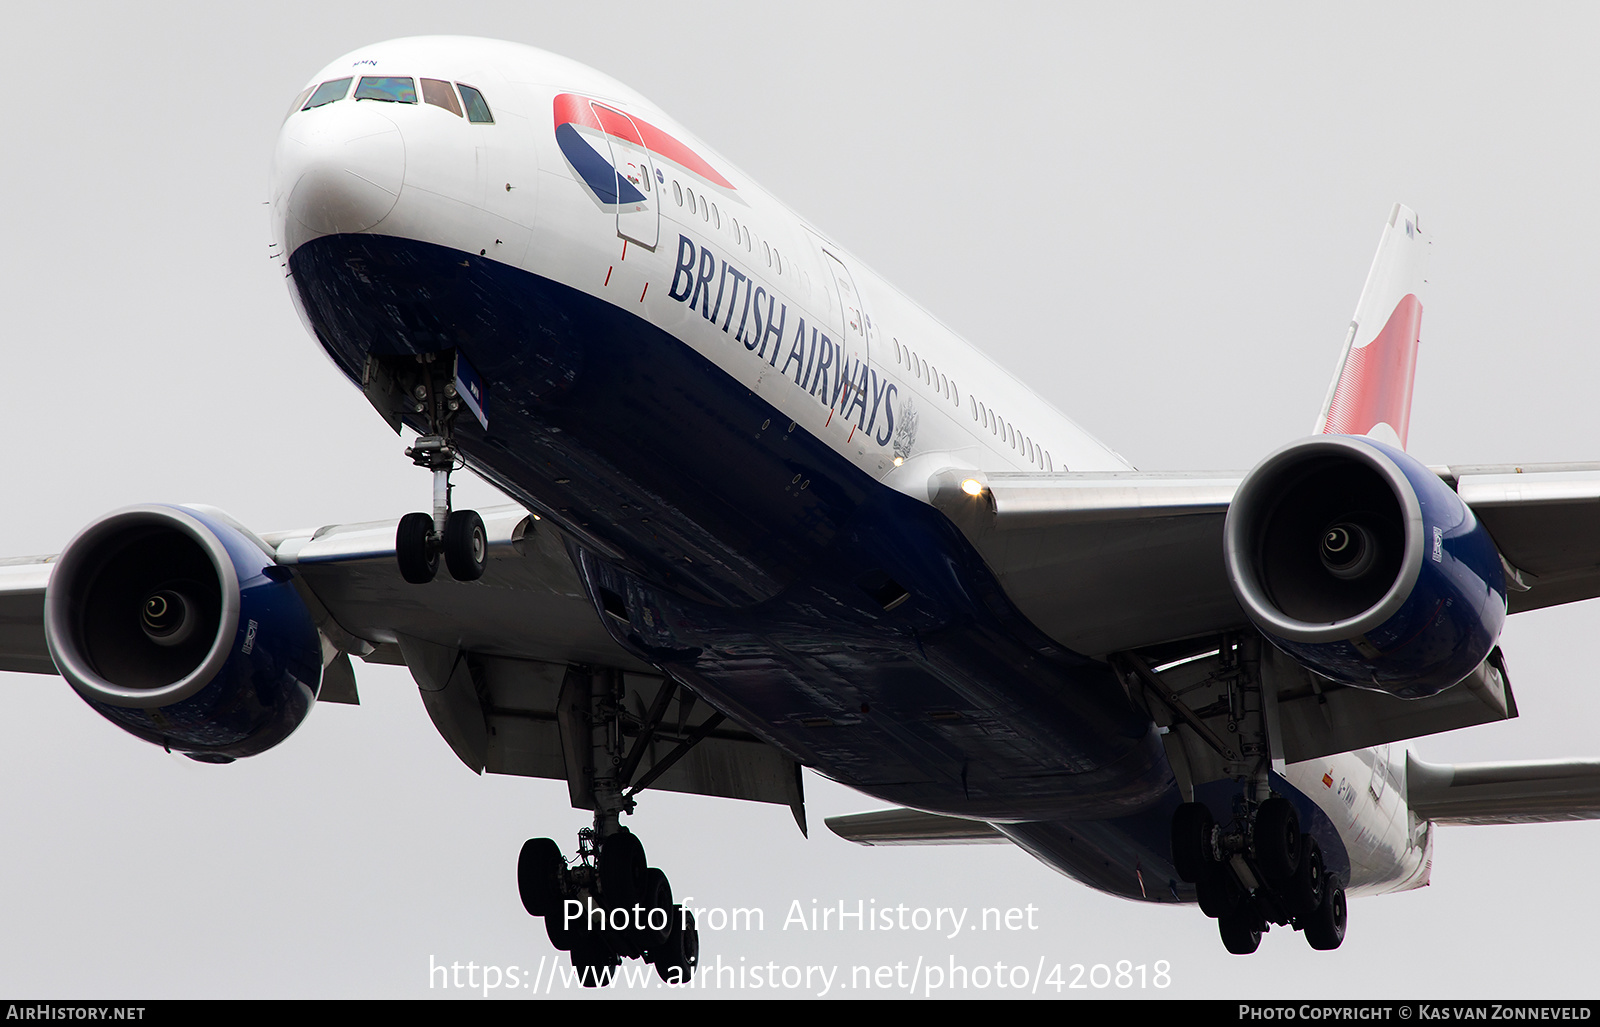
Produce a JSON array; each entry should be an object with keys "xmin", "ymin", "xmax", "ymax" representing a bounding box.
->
[{"xmin": 393, "ymin": 354, "xmax": 488, "ymax": 585}]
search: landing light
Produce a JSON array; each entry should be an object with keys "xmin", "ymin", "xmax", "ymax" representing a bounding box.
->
[
  {"xmin": 893, "ymin": 457, "xmax": 904, "ymax": 467},
  {"xmin": 961, "ymin": 478, "xmax": 984, "ymax": 497}
]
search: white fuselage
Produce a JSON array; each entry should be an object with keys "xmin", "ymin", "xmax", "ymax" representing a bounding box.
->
[{"xmin": 271, "ymin": 35, "xmax": 1430, "ymax": 903}]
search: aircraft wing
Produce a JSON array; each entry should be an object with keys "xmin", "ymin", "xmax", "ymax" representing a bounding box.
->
[
  {"xmin": 0, "ymin": 504, "xmax": 808, "ymax": 823},
  {"xmin": 927, "ymin": 462, "xmax": 1600, "ymax": 660},
  {"xmin": 1443, "ymin": 462, "xmax": 1600, "ymax": 613}
]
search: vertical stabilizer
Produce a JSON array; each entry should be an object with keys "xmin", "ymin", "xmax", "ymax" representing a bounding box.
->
[{"xmin": 1314, "ymin": 203, "xmax": 1429, "ymax": 449}]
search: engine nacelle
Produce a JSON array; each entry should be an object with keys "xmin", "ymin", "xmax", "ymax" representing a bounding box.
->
[
  {"xmin": 44, "ymin": 505, "xmax": 323, "ymax": 761},
  {"xmin": 1224, "ymin": 436, "xmax": 1507, "ymax": 698}
]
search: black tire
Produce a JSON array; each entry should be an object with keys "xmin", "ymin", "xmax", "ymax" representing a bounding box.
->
[
  {"xmin": 571, "ymin": 938, "xmax": 619, "ymax": 988},
  {"xmin": 396, "ymin": 512, "xmax": 438, "ymax": 584},
  {"xmin": 1196, "ymin": 868, "xmax": 1243, "ymax": 919},
  {"xmin": 599, "ymin": 829, "xmax": 647, "ymax": 910},
  {"xmin": 1254, "ymin": 797, "xmax": 1301, "ymax": 886},
  {"xmin": 545, "ymin": 903, "xmax": 579, "ymax": 951},
  {"xmin": 640, "ymin": 867, "xmax": 674, "ymax": 947},
  {"xmin": 1219, "ymin": 911, "xmax": 1263, "ymax": 955},
  {"xmin": 1171, "ymin": 802, "xmax": 1215, "ymax": 883},
  {"xmin": 1289, "ymin": 837, "xmax": 1324, "ymax": 919},
  {"xmin": 1305, "ymin": 879, "xmax": 1348, "ymax": 950},
  {"xmin": 517, "ymin": 838, "xmax": 565, "ymax": 918},
  {"xmin": 444, "ymin": 508, "xmax": 487, "ymax": 581},
  {"xmin": 650, "ymin": 905, "xmax": 699, "ymax": 984}
]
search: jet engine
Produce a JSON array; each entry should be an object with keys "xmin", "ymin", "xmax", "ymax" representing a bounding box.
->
[
  {"xmin": 1223, "ymin": 435, "xmax": 1506, "ymax": 698},
  {"xmin": 44, "ymin": 505, "xmax": 323, "ymax": 762}
]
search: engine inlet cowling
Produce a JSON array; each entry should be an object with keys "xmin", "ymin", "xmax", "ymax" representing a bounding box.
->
[
  {"xmin": 44, "ymin": 505, "xmax": 323, "ymax": 761},
  {"xmin": 1223, "ymin": 436, "xmax": 1507, "ymax": 698}
]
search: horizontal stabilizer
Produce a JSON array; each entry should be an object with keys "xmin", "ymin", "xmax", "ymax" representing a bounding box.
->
[
  {"xmin": 825, "ymin": 808, "xmax": 1008, "ymax": 846},
  {"xmin": 1408, "ymin": 752, "xmax": 1600, "ymax": 825}
]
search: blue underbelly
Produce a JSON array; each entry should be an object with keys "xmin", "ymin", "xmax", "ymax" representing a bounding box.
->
[{"xmin": 289, "ymin": 233, "xmax": 1172, "ymax": 823}]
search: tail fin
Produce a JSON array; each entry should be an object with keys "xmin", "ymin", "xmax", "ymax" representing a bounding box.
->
[{"xmin": 1314, "ymin": 203, "xmax": 1430, "ymax": 449}]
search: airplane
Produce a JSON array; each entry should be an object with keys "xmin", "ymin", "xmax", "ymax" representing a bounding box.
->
[{"xmin": 4, "ymin": 33, "xmax": 1600, "ymax": 987}]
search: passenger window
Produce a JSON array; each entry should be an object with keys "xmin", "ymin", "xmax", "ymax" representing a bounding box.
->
[
  {"xmin": 743, "ymin": 226, "xmax": 751, "ymax": 250},
  {"xmin": 673, "ymin": 181, "xmax": 683, "ymax": 206},
  {"xmin": 457, "ymin": 84, "xmax": 494, "ymax": 123},
  {"xmin": 304, "ymin": 78, "xmax": 352, "ymax": 109},
  {"xmin": 355, "ymin": 77, "xmax": 417, "ymax": 104},
  {"xmin": 764, "ymin": 241, "xmax": 771, "ymax": 266},
  {"xmin": 712, "ymin": 203, "xmax": 720, "ymax": 229},
  {"xmin": 687, "ymin": 189, "xmax": 697, "ymax": 215},
  {"xmin": 421, "ymin": 78, "xmax": 462, "ymax": 116}
]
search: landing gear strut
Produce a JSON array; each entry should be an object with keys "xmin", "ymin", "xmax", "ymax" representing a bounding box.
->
[
  {"xmin": 394, "ymin": 355, "xmax": 487, "ymax": 585},
  {"xmin": 1127, "ymin": 635, "xmax": 1350, "ymax": 955},
  {"xmin": 518, "ymin": 827, "xmax": 699, "ymax": 987},
  {"xmin": 1170, "ymin": 794, "xmax": 1347, "ymax": 954},
  {"xmin": 515, "ymin": 670, "xmax": 708, "ymax": 987}
]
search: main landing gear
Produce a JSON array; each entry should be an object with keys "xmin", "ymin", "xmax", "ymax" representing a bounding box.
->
[
  {"xmin": 515, "ymin": 670, "xmax": 708, "ymax": 987},
  {"xmin": 518, "ymin": 828, "xmax": 698, "ymax": 987},
  {"xmin": 1171, "ymin": 796, "xmax": 1347, "ymax": 954},
  {"xmin": 394, "ymin": 356, "xmax": 487, "ymax": 585}
]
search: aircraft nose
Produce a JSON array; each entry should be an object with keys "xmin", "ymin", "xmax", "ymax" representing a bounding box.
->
[{"xmin": 273, "ymin": 103, "xmax": 405, "ymax": 244}]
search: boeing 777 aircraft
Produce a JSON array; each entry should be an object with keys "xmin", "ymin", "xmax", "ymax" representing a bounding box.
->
[{"xmin": 4, "ymin": 31, "xmax": 1599, "ymax": 989}]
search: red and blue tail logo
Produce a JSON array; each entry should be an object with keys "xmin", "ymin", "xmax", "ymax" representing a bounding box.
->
[{"xmin": 553, "ymin": 93, "xmax": 734, "ymax": 207}]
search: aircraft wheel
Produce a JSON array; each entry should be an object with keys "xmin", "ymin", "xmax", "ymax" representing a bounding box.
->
[
  {"xmin": 1219, "ymin": 911, "xmax": 1263, "ymax": 955},
  {"xmin": 1196, "ymin": 868, "xmax": 1243, "ymax": 919},
  {"xmin": 1254, "ymin": 797, "xmax": 1301, "ymax": 885},
  {"xmin": 517, "ymin": 838, "xmax": 565, "ymax": 917},
  {"xmin": 1171, "ymin": 802, "xmax": 1215, "ymax": 883},
  {"xmin": 640, "ymin": 867, "xmax": 674, "ymax": 947},
  {"xmin": 396, "ymin": 512, "xmax": 438, "ymax": 584},
  {"xmin": 599, "ymin": 828, "xmax": 647, "ymax": 910},
  {"xmin": 571, "ymin": 938, "xmax": 619, "ymax": 988},
  {"xmin": 545, "ymin": 904, "xmax": 578, "ymax": 952},
  {"xmin": 650, "ymin": 905, "xmax": 699, "ymax": 984},
  {"xmin": 444, "ymin": 508, "xmax": 487, "ymax": 581},
  {"xmin": 1305, "ymin": 879, "xmax": 1348, "ymax": 950},
  {"xmin": 1289, "ymin": 838, "xmax": 1324, "ymax": 919}
]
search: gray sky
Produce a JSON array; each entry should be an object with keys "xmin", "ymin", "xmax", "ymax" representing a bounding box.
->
[{"xmin": 2, "ymin": 1, "xmax": 1598, "ymax": 998}]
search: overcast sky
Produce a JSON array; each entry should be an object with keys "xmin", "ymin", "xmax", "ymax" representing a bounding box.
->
[{"xmin": 2, "ymin": 1, "xmax": 1599, "ymax": 999}]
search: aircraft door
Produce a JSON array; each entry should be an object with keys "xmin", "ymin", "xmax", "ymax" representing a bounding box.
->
[
  {"xmin": 589, "ymin": 101, "xmax": 659, "ymax": 249},
  {"xmin": 821, "ymin": 248, "xmax": 870, "ymax": 375}
]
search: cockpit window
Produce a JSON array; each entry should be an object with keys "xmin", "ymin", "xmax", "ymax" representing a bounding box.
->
[
  {"xmin": 286, "ymin": 86, "xmax": 313, "ymax": 120},
  {"xmin": 421, "ymin": 78, "xmax": 462, "ymax": 116},
  {"xmin": 457, "ymin": 84, "xmax": 494, "ymax": 124},
  {"xmin": 303, "ymin": 78, "xmax": 351, "ymax": 110},
  {"xmin": 355, "ymin": 77, "xmax": 417, "ymax": 104}
]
